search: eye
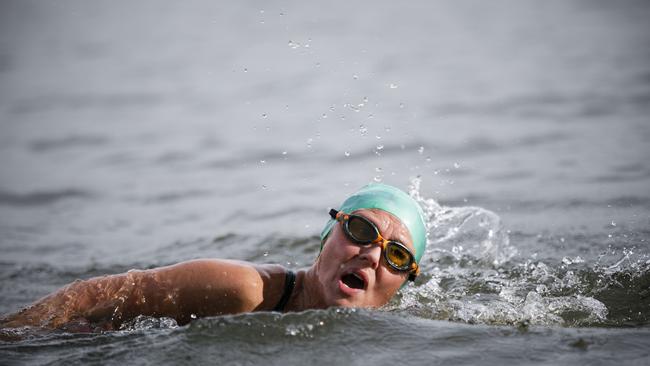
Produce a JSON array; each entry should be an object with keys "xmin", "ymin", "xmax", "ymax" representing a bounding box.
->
[
  {"xmin": 386, "ymin": 245, "xmax": 410, "ymax": 268},
  {"xmin": 347, "ymin": 216, "xmax": 376, "ymax": 242}
]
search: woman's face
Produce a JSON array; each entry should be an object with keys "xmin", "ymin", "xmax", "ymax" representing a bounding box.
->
[{"xmin": 315, "ymin": 208, "xmax": 415, "ymax": 308}]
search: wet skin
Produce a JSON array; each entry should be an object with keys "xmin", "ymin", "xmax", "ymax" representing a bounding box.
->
[
  {"xmin": 0, "ymin": 209, "xmax": 415, "ymax": 330},
  {"xmin": 0, "ymin": 260, "xmax": 290, "ymax": 329}
]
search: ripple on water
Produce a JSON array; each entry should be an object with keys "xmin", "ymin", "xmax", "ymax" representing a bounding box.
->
[
  {"xmin": 3, "ymin": 309, "xmax": 650, "ymax": 365},
  {"xmin": 0, "ymin": 189, "xmax": 94, "ymax": 207}
]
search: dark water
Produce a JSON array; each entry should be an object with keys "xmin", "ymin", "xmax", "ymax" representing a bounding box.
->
[
  {"xmin": 1, "ymin": 0, "xmax": 650, "ymax": 365},
  {"xmin": 3, "ymin": 310, "xmax": 650, "ymax": 365}
]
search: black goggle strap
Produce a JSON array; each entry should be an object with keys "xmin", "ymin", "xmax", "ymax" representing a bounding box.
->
[{"xmin": 329, "ymin": 208, "xmax": 344, "ymax": 221}]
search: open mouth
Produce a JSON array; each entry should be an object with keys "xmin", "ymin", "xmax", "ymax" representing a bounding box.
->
[{"xmin": 341, "ymin": 272, "xmax": 365, "ymax": 290}]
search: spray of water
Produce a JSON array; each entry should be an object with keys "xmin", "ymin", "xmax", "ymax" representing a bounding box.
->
[{"xmin": 393, "ymin": 177, "xmax": 649, "ymax": 327}]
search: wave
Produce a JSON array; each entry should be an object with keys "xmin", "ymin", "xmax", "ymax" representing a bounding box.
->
[
  {"xmin": 397, "ymin": 178, "xmax": 650, "ymax": 327},
  {"xmin": 0, "ymin": 189, "xmax": 94, "ymax": 206},
  {"xmin": 29, "ymin": 135, "xmax": 109, "ymax": 153}
]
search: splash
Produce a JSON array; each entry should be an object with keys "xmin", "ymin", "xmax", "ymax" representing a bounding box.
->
[
  {"xmin": 408, "ymin": 176, "xmax": 516, "ymax": 267},
  {"xmin": 119, "ymin": 315, "xmax": 178, "ymax": 331},
  {"xmin": 397, "ymin": 177, "xmax": 650, "ymax": 327}
]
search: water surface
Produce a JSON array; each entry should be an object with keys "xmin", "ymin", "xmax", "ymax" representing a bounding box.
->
[{"xmin": 1, "ymin": 0, "xmax": 649, "ymax": 365}]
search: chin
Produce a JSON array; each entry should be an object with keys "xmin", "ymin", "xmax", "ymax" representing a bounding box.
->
[
  {"xmin": 331, "ymin": 297, "xmax": 374, "ymax": 309},
  {"xmin": 324, "ymin": 295, "xmax": 356, "ymax": 308}
]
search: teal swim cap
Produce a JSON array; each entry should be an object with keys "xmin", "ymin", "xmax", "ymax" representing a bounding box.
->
[{"xmin": 320, "ymin": 183, "xmax": 427, "ymax": 263}]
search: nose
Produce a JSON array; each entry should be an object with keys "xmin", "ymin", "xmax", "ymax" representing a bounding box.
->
[{"xmin": 358, "ymin": 243, "xmax": 382, "ymax": 270}]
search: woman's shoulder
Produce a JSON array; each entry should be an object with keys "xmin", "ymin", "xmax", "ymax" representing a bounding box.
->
[
  {"xmin": 171, "ymin": 259, "xmax": 290, "ymax": 312},
  {"xmin": 179, "ymin": 259, "xmax": 286, "ymax": 282}
]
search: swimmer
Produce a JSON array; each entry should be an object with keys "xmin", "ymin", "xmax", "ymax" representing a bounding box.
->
[{"xmin": 0, "ymin": 183, "xmax": 427, "ymax": 331}]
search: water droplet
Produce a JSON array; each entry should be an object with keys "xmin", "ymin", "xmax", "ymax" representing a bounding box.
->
[
  {"xmin": 611, "ymin": 221, "xmax": 616, "ymax": 227},
  {"xmin": 454, "ymin": 162, "xmax": 461, "ymax": 169},
  {"xmin": 260, "ymin": 160, "xmax": 266, "ymax": 164},
  {"xmin": 574, "ymin": 256, "xmax": 584, "ymax": 263},
  {"xmin": 243, "ymin": 68, "xmax": 248, "ymax": 73},
  {"xmin": 389, "ymin": 83, "xmax": 398, "ymax": 89},
  {"xmin": 375, "ymin": 167, "xmax": 383, "ymax": 172},
  {"xmin": 352, "ymin": 74, "xmax": 359, "ymax": 80},
  {"xmin": 321, "ymin": 113, "xmax": 327, "ymax": 119},
  {"xmin": 261, "ymin": 113, "xmax": 268, "ymax": 119},
  {"xmin": 376, "ymin": 144, "xmax": 384, "ymax": 150},
  {"xmin": 261, "ymin": 185, "xmax": 267, "ymax": 190},
  {"xmin": 373, "ymin": 176, "xmax": 382, "ymax": 182},
  {"xmin": 282, "ymin": 151, "xmax": 288, "ymax": 155},
  {"xmin": 344, "ymin": 151, "xmax": 350, "ymax": 157},
  {"xmin": 399, "ymin": 103, "xmax": 405, "ymax": 108},
  {"xmin": 384, "ymin": 126, "xmax": 391, "ymax": 132},
  {"xmin": 263, "ymin": 251, "xmax": 269, "ymax": 257},
  {"xmin": 425, "ymin": 156, "xmax": 431, "ymax": 162},
  {"xmin": 359, "ymin": 125, "xmax": 368, "ymax": 136},
  {"xmin": 190, "ymin": 314, "xmax": 197, "ymax": 319},
  {"xmin": 418, "ymin": 146, "xmax": 424, "ymax": 154},
  {"xmin": 375, "ymin": 135, "xmax": 382, "ymax": 140}
]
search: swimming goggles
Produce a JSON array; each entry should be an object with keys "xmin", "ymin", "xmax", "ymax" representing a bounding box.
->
[{"xmin": 329, "ymin": 209, "xmax": 420, "ymax": 281}]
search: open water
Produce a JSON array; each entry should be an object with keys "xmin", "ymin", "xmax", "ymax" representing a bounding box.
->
[{"xmin": 1, "ymin": 0, "xmax": 649, "ymax": 365}]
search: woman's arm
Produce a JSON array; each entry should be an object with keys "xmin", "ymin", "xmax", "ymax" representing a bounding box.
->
[{"xmin": 0, "ymin": 259, "xmax": 273, "ymax": 330}]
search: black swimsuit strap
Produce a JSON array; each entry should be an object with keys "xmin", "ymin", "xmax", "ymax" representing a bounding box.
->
[{"xmin": 273, "ymin": 270, "xmax": 296, "ymax": 312}]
